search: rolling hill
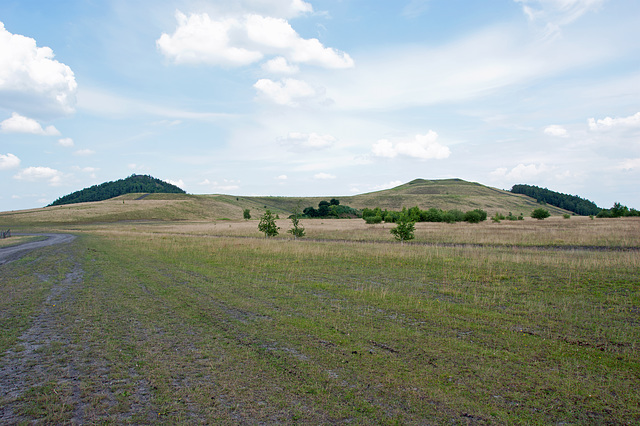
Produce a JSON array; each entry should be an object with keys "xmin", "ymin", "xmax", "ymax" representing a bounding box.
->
[{"xmin": 1, "ymin": 178, "xmax": 572, "ymax": 226}]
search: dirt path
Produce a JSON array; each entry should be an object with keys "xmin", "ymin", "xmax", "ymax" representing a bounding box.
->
[{"xmin": 0, "ymin": 233, "xmax": 76, "ymax": 265}]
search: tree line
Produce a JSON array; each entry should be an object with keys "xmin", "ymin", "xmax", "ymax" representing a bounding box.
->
[
  {"xmin": 362, "ymin": 206, "xmax": 488, "ymax": 224},
  {"xmin": 49, "ymin": 174, "xmax": 186, "ymax": 206},
  {"xmin": 510, "ymin": 184, "xmax": 600, "ymax": 216}
]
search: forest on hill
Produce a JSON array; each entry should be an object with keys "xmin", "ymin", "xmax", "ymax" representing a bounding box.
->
[
  {"xmin": 510, "ymin": 184, "xmax": 601, "ymax": 216},
  {"xmin": 49, "ymin": 175, "xmax": 185, "ymax": 206}
]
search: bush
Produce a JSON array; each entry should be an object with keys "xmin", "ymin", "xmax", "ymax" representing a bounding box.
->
[
  {"xmin": 531, "ymin": 208, "xmax": 550, "ymax": 220},
  {"xmin": 364, "ymin": 215, "xmax": 383, "ymax": 224},
  {"xmin": 389, "ymin": 214, "xmax": 415, "ymax": 243},
  {"xmin": 258, "ymin": 210, "xmax": 280, "ymax": 237},
  {"xmin": 563, "ymin": 214, "xmax": 570, "ymax": 219},
  {"xmin": 464, "ymin": 209, "xmax": 487, "ymax": 223}
]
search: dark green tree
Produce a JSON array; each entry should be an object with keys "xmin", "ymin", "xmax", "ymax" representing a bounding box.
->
[
  {"xmin": 287, "ymin": 203, "xmax": 305, "ymax": 239},
  {"xmin": 390, "ymin": 214, "xmax": 415, "ymax": 244},
  {"xmin": 243, "ymin": 208, "xmax": 251, "ymax": 220},
  {"xmin": 258, "ymin": 210, "xmax": 280, "ymax": 237},
  {"xmin": 531, "ymin": 208, "xmax": 550, "ymax": 220}
]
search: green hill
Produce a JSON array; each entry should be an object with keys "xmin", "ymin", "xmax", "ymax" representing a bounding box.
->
[
  {"xmin": 49, "ymin": 174, "xmax": 185, "ymax": 206},
  {"xmin": 2, "ymin": 178, "xmax": 572, "ymax": 227}
]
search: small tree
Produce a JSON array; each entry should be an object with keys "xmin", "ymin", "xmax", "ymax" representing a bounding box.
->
[
  {"xmin": 390, "ymin": 214, "xmax": 415, "ymax": 244},
  {"xmin": 531, "ymin": 208, "xmax": 550, "ymax": 220},
  {"xmin": 258, "ymin": 209, "xmax": 280, "ymax": 237},
  {"xmin": 243, "ymin": 208, "xmax": 251, "ymax": 220},
  {"xmin": 287, "ymin": 204, "xmax": 306, "ymax": 239}
]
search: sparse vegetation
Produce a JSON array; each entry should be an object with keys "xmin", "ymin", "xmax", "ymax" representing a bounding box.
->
[{"xmin": 1, "ymin": 217, "xmax": 638, "ymax": 424}]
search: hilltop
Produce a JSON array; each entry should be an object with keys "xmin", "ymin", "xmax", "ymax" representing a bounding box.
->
[
  {"xmin": 49, "ymin": 174, "xmax": 185, "ymax": 206},
  {"xmin": 1, "ymin": 178, "xmax": 573, "ymax": 227}
]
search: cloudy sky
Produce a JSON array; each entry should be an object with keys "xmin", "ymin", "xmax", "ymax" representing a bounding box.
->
[{"xmin": 1, "ymin": 0, "xmax": 639, "ymax": 211}]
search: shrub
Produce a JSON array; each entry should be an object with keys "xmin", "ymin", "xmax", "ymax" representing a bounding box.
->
[
  {"xmin": 364, "ymin": 215, "xmax": 383, "ymax": 224},
  {"xmin": 258, "ymin": 210, "xmax": 280, "ymax": 237},
  {"xmin": 531, "ymin": 208, "xmax": 550, "ymax": 220},
  {"xmin": 563, "ymin": 214, "xmax": 570, "ymax": 219},
  {"xmin": 464, "ymin": 209, "xmax": 487, "ymax": 223},
  {"xmin": 390, "ymin": 214, "xmax": 415, "ymax": 243}
]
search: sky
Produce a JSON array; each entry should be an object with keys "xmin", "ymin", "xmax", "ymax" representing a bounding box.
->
[{"xmin": 1, "ymin": 0, "xmax": 639, "ymax": 211}]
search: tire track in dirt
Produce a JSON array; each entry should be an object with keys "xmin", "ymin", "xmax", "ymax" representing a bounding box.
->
[
  {"xmin": 0, "ymin": 233, "xmax": 76, "ymax": 265},
  {"xmin": 0, "ymin": 238, "xmax": 156, "ymax": 423}
]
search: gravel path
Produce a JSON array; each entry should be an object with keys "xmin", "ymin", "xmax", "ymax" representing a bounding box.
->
[{"xmin": 0, "ymin": 233, "xmax": 76, "ymax": 265}]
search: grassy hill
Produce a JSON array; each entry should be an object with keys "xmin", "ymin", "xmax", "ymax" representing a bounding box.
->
[{"xmin": 0, "ymin": 179, "xmax": 571, "ymax": 227}]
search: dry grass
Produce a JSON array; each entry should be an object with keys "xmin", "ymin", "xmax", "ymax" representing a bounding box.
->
[{"xmin": 65, "ymin": 216, "xmax": 640, "ymax": 248}]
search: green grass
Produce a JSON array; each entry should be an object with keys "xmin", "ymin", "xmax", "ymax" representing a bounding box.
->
[{"xmin": 2, "ymin": 226, "xmax": 637, "ymax": 423}]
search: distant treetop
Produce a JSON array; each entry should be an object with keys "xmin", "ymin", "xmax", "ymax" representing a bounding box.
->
[
  {"xmin": 49, "ymin": 174, "xmax": 186, "ymax": 206},
  {"xmin": 510, "ymin": 184, "xmax": 600, "ymax": 216}
]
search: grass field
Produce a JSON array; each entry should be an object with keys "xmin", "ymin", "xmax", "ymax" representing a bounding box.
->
[{"xmin": 1, "ymin": 216, "xmax": 638, "ymax": 424}]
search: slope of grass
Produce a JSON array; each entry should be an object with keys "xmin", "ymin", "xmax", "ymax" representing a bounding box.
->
[{"xmin": 0, "ymin": 179, "xmax": 573, "ymax": 229}]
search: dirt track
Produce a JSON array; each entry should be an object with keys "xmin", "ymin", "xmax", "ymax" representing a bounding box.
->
[{"xmin": 0, "ymin": 234, "xmax": 76, "ymax": 265}]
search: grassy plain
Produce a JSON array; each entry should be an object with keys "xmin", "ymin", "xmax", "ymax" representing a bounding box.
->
[{"xmin": 0, "ymin": 216, "xmax": 638, "ymax": 424}]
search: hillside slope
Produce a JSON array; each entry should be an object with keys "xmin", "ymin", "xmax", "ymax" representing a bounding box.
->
[
  {"xmin": 1, "ymin": 179, "xmax": 571, "ymax": 227},
  {"xmin": 49, "ymin": 174, "xmax": 185, "ymax": 206}
]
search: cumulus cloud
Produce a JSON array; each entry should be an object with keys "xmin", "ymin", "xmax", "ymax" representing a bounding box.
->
[
  {"xmin": 0, "ymin": 113, "xmax": 60, "ymax": 135},
  {"xmin": 544, "ymin": 124, "xmax": 569, "ymax": 137},
  {"xmin": 157, "ymin": 11, "xmax": 353, "ymax": 69},
  {"xmin": 254, "ymin": 78, "xmax": 318, "ymax": 106},
  {"xmin": 14, "ymin": 166, "xmax": 63, "ymax": 186},
  {"xmin": 0, "ymin": 153, "xmax": 21, "ymax": 170},
  {"xmin": 279, "ymin": 132, "xmax": 335, "ymax": 151},
  {"xmin": 0, "ymin": 22, "xmax": 77, "ymax": 118},
  {"xmin": 372, "ymin": 131, "xmax": 451, "ymax": 160},
  {"xmin": 490, "ymin": 163, "xmax": 549, "ymax": 181},
  {"xmin": 276, "ymin": 174, "xmax": 288, "ymax": 180},
  {"xmin": 58, "ymin": 137, "xmax": 74, "ymax": 147},
  {"xmin": 262, "ymin": 56, "xmax": 299, "ymax": 74},
  {"xmin": 314, "ymin": 172, "xmax": 336, "ymax": 180},
  {"xmin": 168, "ymin": 179, "xmax": 185, "ymax": 189},
  {"xmin": 588, "ymin": 111, "xmax": 640, "ymax": 131}
]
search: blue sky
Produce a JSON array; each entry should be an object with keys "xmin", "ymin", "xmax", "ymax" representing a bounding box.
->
[{"xmin": 1, "ymin": 0, "xmax": 639, "ymax": 211}]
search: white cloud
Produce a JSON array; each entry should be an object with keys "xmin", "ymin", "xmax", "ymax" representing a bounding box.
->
[
  {"xmin": 617, "ymin": 158, "xmax": 640, "ymax": 171},
  {"xmin": 490, "ymin": 163, "xmax": 549, "ymax": 181},
  {"xmin": 0, "ymin": 112, "xmax": 60, "ymax": 135},
  {"xmin": 279, "ymin": 132, "xmax": 335, "ymax": 151},
  {"xmin": 588, "ymin": 112, "xmax": 640, "ymax": 131},
  {"xmin": 168, "ymin": 179, "xmax": 185, "ymax": 189},
  {"xmin": 515, "ymin": 0, "xmax": 605, "ymax": 37},
  {"xmin": 254, "ymin": 78, "xmax": 318, "ymax": 106},
  {"xmin": 0, "ymin": 153, "xmax": 21, "ymax": 170},
  {"xmin": 157, "ymin": 11, "xmax": 353, "ymax": 69},
  {"xmin": 157, "ymin": 12, "xmax": 263, "ymax": 67},
  {"xmin": 276, "ymin": 174, "xmax": 288, "ymax": 180},
  {"xmin": 72, "ymin": 165, "xmax": 98, "ymax": 178},
  {"xmin": 199, "ymin": 178, "xmax": 240, "ymax": 192},
  {"xmin": 262, "ymin": 56, "xmax": 299, "ymax": 74},
  {"xmin": 74, "ymin": 149, "xmax": 95, "ymax": 156},
  {"xmin": 544, "ymin": 124, "xmax": 569, "ymax": 137},
  {"xmin": 0, "ymin": 22, "xmax": 77, "ymax": 118},
  {"xmin": 373, "ymin": 180, "xmax": 404, "ymax": 191},
  {"xmin": 58, "ymin": 137, "xmax": 74, "ymax": 147},
  {"xmin": 314, "ymin": 172, "xmax": 336, "ymax": 180},
  {"xmin": 372, "ymin": 131, "xmax": 451, "ymax": 160},
  {"xmin": 245, "ymin": 15, "xmax": 354, "ymax": 69},
  {"xmin": 14, "ymin": 166, "xmax": 63, "ymax": 186}
]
